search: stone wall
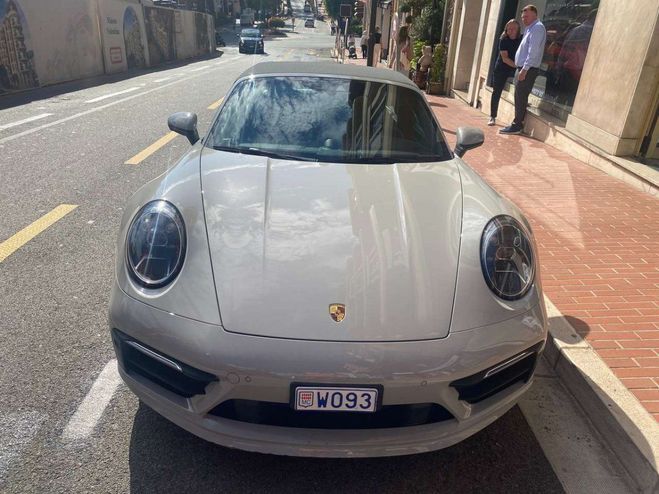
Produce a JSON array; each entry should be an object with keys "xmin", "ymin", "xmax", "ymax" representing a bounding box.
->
[{"xmin": 0, "ymin": 0, "xmax": 214, "ymax": 94}]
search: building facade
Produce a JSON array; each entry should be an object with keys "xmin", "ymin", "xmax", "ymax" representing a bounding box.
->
[{"xmin": 444, "ymin": 0, "xmax": 659, "ymax": 170}]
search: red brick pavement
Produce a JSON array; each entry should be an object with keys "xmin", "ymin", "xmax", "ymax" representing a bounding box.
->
[{"xmin": 425, "ymin": 94, "xmax": 659, "ymax": 421}]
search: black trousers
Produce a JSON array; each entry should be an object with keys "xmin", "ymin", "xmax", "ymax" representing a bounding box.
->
[
  {"xmin": 361, "ymin": 44, "xmax": 367, "ymax": 58},
  {"xmin": 490, "ymin": 69, "xmax": 513, "ymax": 119},
  {"xmin": 513, "ymin": 67, "xmax": 539, "ymax": 126}
]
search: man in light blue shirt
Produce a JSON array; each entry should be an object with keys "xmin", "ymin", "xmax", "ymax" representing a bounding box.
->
[{"xmin": 500, "ymin": 4, "xmax": 546, "ymax": 135}]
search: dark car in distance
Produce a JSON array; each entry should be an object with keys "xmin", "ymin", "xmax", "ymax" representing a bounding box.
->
[{"xmin": 238, "ymin": 28, "xmax": 264, "ymax": 54}]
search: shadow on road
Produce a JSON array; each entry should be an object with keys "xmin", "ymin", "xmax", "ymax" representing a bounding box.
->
[{"xmin": 128, "ymin": 403, "xmax": 563, "ymax": 493}]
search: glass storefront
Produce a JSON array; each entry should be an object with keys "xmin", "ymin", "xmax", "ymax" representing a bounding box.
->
[{"xmin": 495, "ymin": 1, "xmax": 600, "ymax": 120}]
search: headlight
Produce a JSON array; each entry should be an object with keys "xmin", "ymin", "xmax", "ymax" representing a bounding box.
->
[
  {"xmin": 480, "ymin": 215, "xmax": 535, "ymax": 300},
  {"xmin": 126, "ymin": 200, "xmax": 186, "ymax": 288}
]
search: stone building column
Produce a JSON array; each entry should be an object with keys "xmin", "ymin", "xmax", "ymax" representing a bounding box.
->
[
  {"xmin": 450, "ymin": 0, "xmax": 483, "ymax": 92},
  {"xmin": 565, "ymin": 0, "xmax": 659, "ymax": 157}
]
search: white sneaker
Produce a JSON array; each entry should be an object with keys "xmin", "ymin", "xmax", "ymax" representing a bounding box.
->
[{"xmin": 487, "ymin": 117, "xmax": 496, "ymax": 126}]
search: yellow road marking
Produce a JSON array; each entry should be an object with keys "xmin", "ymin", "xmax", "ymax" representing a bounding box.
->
[
  {"xmin": 0, "ymin": 204, "xmax": 78, "ymax": 263},
  {"xmin": 208, "ymin": 97, "xmax": 224, "ymax": 110},
  {"xmin": 125, "ymin": 131, "xmax": 178, "ymax": 165}
]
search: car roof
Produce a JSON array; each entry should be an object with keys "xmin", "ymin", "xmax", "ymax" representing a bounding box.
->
[{"xmin": 236, "ymin": 62, "xmax": 417, "ymax": 89}]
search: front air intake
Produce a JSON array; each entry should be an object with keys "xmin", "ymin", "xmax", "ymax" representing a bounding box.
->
[
  {"xmin": 209, "ymin": 400, "xmax": 454, "ymax": 429},
  {"xmin": 450, "ymin": 342, "xmax": 543, "ymax": 404},
  {"xmin": 112, "ymin": 328, "xmax": 217, "ymax": 398}
]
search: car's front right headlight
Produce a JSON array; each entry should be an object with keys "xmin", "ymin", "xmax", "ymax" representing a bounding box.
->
[
  {"xmin": 126, "ymin": 200, "xmax": 186, "ymax": 289},
  {"xmin": 480, "ymin": 215, "xmax": 535, "ymax": 300}
]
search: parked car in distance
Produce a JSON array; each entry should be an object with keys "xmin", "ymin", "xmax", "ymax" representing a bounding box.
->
[
  {"xmin": 110, "ymin": 62, "xmax": 547, "ymax": 458},
  {"xmin": 305, "ymin": 18, "xmax": 314, "ymax": 27}
]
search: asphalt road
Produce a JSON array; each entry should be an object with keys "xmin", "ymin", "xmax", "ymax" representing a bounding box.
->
[{"xmin": 0, "ymin": 17, "xmax": 604, "ymax": 494}]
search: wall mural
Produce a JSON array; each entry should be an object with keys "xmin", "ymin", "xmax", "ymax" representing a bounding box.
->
[
  {"xmin": 124, "ymin": 6, "xmax": 145, "ymax": 69},
  {"xmin": 0, "ymin": 0, "xmax": 39, "ymax": 92},
  {"xmin": 42, "ymin": 7, "xmax": 101, "ymax": 85},
  {"xmin": 144, "ymin": 6, "xmax": 175, "ymax": 66}
]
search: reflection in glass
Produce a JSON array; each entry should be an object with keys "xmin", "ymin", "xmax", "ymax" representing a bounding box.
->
[
  {"xmin": 532, "ymin": 1, "xmax": 598, "ymax": 116},
  {"xmin": 207, "ymin": 76, "xmax": 451, "ymax": 163}
]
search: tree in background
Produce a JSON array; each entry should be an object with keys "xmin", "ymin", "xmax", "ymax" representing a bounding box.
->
[
  {"xmin": 323, "ymin": 0, "xmax": 342, "ymax": 20},
  {"xmin": 245, "ymin": 0, "xmax": 279, "ymax": 18},
  {"xmin": 411, "ymin": 0, "xmax": 444, "ymax": 45}
]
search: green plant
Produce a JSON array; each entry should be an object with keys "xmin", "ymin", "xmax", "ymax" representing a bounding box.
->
[
  {"xmin": 429, "ymin": 43, "xmax": 446, "ymax": 83},
  {"xmin": 411, "ymin": 2, "xmax": 444, "ymax": 44},
  {"xmin": 349, "ymin": 19, "xmax": 362, "ymax": 36},
  {"xmin": 410, "ymin": 39, "xmax": 426, "ymax": 69}
]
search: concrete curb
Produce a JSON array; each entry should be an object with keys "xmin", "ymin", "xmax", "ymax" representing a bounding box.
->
[{"xmin": 542, "ymin": 296, "xmax": 659, "ymax": 493}]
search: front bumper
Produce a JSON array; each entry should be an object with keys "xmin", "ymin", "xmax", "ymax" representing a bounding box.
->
[
  {"xmin": 109, "ymin": 285, "xmax": 546, "ymax": 457},
  {"xmin": 239, "ymin": 42, "xmax": 264, "ymax": 53}
]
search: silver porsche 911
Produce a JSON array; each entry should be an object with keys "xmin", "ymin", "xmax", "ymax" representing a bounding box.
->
[{"xmin": 109, "ymin": 62, "xmax": 547, "ymax": 457}]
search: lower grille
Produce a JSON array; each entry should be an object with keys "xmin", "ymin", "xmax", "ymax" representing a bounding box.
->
[
  {"xmin": 450, "ymin": 342, "xmax": 543, "ymax": 404},
  {"xmin": 112, "ymin": 328, "xmax": 217, "ymax": 398},
  {"xmin": 209, "ymin": 400, "xmax": 454, "ymax": 429}
]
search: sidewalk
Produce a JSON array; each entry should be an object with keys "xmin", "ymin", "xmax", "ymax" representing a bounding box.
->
[
  {"xmin": 341, "ymin": 55, "xmax": 659, "ymax": 491},
  {"xmin": 430, "ymin": 94, "xmax": 659, "ymax": 420},
  {"xmin": 429, "ymin": 94, "xmax": 659, "ymax": 491}
]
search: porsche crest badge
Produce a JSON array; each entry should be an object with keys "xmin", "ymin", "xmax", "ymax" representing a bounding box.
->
[{"xmin": 329, "ymin": 304, "xmax": 346, "ymax": 323}]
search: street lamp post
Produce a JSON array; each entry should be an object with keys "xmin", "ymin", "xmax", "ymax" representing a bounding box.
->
[{"xmin": 365, "ymin": 0, "xmax": 377, "ymax": 66}]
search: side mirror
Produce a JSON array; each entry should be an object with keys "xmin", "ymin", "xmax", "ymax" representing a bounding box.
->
[
  {"xmin": 168, "ymin": 112, "xmax": 199, "ymax": 145},
  {"xmin": 454, "ymin": 126, "xmax": 484, "ymax": 157}
]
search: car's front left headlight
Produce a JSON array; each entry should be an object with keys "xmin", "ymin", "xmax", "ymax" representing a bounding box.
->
[
  {"xmin": 480, "ymin": 215, "xmax": 535, "ymax": 300},
  {"xmin": 126, "ymin": 200, "xmax": 186, "ymax": 289}
]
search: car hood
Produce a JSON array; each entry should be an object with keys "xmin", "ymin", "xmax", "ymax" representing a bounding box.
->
[
  {"xmin": 240, "ymin": 36, "xmax": 261, "ymax": 41},
  {"xmin": 200, "ymin": 149, "xmax": 462, "ymax": 341}
]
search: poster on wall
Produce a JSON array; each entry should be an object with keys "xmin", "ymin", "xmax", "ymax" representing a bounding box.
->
[
  {"xmin": 144, "ymin": 7, "xmax": 175, "ymax": 66},
  {"xmin": 97, "ymin": 0, "xmax": 148, "ymax": 73},
  {"xmin": 0, "ymin": 0, "xmax": 39, "ymax": 93}
]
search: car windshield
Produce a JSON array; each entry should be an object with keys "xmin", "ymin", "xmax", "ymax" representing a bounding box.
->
[
  {"xmin": 241, "ymin": 29, "xmax": 260, "ymax": 37},
  {"xmin": 207, "ymin": 76, "xmax": 452, "ymax": 164}
]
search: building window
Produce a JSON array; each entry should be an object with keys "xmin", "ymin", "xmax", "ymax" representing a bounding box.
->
[{"xmin": 527, "ymin": 1, "xmax": 599, "ymax": 119}]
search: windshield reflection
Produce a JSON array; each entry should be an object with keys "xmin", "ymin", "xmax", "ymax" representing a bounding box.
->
[{"xmin": 207, "ymin": 76, "xmax": 451, "ymax": 164}]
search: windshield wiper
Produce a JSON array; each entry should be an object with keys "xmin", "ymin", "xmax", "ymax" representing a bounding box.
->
[{"xmin": 211, "ymin": 145, "xmax": 318, "ymax": 162}]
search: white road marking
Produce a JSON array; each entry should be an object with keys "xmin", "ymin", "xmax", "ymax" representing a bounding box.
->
[
  {"xmin": 61, "ymin": 359, "xmax": 122, "ymax": 442},
  {"xmin": 0, "ymin": 113, "xmax": 53, "ymax": 131},
  {"xmin": 0, "ymin": 57, "xmax": 241, "ymax": 146},
  {"xmin": 85, "ymin": 87, "xmax": 140, "ymax": 103},
  {"xmin": 0, "ymin": 411, "xmax": 46, "ymax": 482},
  {"xmin": 188, "ymin": 65, "xmax": 212, "ymax": 72},
  {"xmin": 153, "ymin": 76, "xmax": 172, "ymax": 83}
]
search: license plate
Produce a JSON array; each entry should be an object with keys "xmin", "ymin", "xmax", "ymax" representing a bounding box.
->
[{"xmin": 293, "ymin": 386, "xmax": 379, "ymax": 412}]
